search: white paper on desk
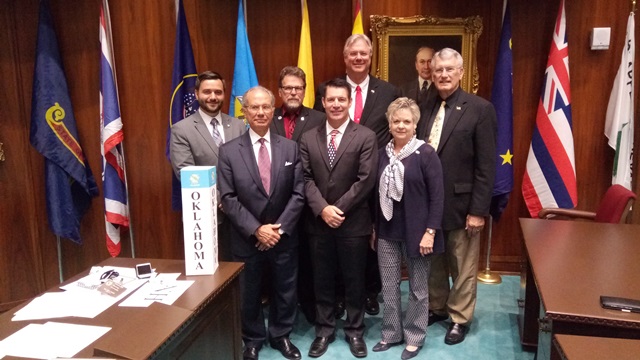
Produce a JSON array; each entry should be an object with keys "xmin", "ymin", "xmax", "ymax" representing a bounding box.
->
[
  {"xmin": 13, "ymin": 274, "xmax": 148, "ymax": 321},
  {"xmin": 0, "ymin": 322, "xmax": 110, "ymax": 359},
  {"xmin": 119, "ymin": 277, "xmax": 193, "ymax": 307}
]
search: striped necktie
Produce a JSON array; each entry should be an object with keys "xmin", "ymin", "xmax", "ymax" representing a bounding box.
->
[{"xmin": 211, "ymin": 118, "xmax": 223, "ymax": 147}]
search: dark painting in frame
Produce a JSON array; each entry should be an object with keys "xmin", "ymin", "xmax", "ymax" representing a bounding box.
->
[{"xmin": 370, "ymin": 15, "xmax": 483, "ymax": 94}]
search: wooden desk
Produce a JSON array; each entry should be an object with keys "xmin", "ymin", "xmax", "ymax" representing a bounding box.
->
[
  {"xmin": 0, "ymin": 258, "xmax": 244, "ymax": 359},
  {"xmin": 518, "ymin": 218, "xmax": 640, "ymax": 360},
  {"xmin": 552, "ymin": 334, "xmax": 640, "ymax": 360}
]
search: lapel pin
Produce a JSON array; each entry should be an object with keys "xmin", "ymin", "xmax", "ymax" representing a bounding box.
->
[
  {"xmin": 300, "ymin": 117, "xmax": 305, "ymax": 121},
  {"xmin": 278, "ymin": 116, "xmax": 282, "ymax": 120},
  {"xmin": 456, "ymin": 106, "xmax": 461, "ymax": 110},
  {"xmin": 371, "ymin": 89, "xmax": 375, "ymax": 93}
]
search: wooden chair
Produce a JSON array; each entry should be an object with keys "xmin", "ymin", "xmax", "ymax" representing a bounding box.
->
[{"xmin": 538, "ymin": 184, "xmax": 636, "ymax": 224}]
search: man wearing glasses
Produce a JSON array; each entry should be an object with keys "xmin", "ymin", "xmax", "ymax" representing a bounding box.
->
[
  {"xmin": 270, "ymin": 66, "xmax": 325, "ymax": 325},
  {"xmin": 218, "ymin": 86, "xmax": 305, "ymax": 360},
  {"xmin": 416, "ymin": 48, "xmax": 496, "ymax": 346}
]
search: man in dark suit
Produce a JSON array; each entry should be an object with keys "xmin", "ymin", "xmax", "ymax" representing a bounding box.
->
[
  {"xmin": 170, "ymin": 71, "xmax": 246, "ymax": 261},
  {"xmin": 218, "ymin": 86, "xmax": 305, "ymax": 360},
  {"xmin": 313, "ymin": 34, "xmax": 399, "ymax": 317},
  {"xmin": 400, "ymin": 46, "xmax": 437, "ymax": 106},
  {"xmin": 300, "ymin": 78, "xmax": 378, "ymax": 358},
  {"xmin": 416, "ymin": 48, "xmax": 497, "ymax": 346},
  {"xmin": 270, "ymin": 66, "xmax": 325, "ymax": 324}
]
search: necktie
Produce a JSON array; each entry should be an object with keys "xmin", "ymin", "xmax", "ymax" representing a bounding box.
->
[
  {"xmin": 354, "ymin": 85, "xmax": 363, "ymax": 123},
  {"xmin": 286, "ymin": 117, "xmax": 296, "ymax": 139},
  {"xmin": 211, "ymin": 118, "xmax": 223, "ymax": 147},
  {"xmin": 328, "ymin": 129, "xmax": 339, "ymax": 167},
  {"xmin": 257, "ymin": 138, "xmax": 271, "ymax": 194},
  {"xmin": 428, "ymin": 100, "xmax": 446, "ymax": 151},
  {"xmin": 419, "ymin": 81, "xmax": 428, "ymax": 104}
]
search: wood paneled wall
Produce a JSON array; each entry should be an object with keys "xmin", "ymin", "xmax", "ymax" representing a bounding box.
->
[{"xmin": 1, "ymin": 0, "xmax": 638, "ymax": 308}]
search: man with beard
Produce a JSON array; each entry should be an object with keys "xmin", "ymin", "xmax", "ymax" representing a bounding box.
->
[
  {"xmin": 270, "ymin": 66, "xmax": 325, "ymax": 324},
  {"xmin": 170, "ymin": 70, "xmax": 246, "ymax": 261}
]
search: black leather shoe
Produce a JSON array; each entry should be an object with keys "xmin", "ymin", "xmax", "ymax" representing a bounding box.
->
[
  {"xmin": 345, "ymin": 336, "xmax": 367, "ymax": 358},
  {"xmin": 270, "ymin": 337, "xmax": 301, "ymax": 360},
  {"xmin": 445, "ymin": 323, "xmax": 469, "ymax": 345},
  {"xmin": 401, "ymin": 347, "xmax": 422, "ymax": 360},
  {"xmin": 308, "ymin": 334, "xmax": 335, "ymax": 358},
  {"xmin": 334, "ymin": 301, "xmax": 345, "ymax": 319},
  {"xmin": 372, "ymin": 340, "xmax": 402, "ymax": 352},
  {"xmin": 365, "ymin": 296, "xmax": 380, "ymax": 315},
  {"xmin": 427, "ymin": 311, "xmax": 448, "ymax": 326},
  {"xmin": 243, "ymin": 346, "xmax": 260, "ymax": 360}
]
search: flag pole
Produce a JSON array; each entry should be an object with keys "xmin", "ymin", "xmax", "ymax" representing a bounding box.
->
[
  {"xmin": 56, "ymin": 236, "xmax": 64, "ymax": 282},
  {"xmin": 477, "ymin": 215, "xmax": 502, "ymax": 284},
  {"xmin": 121, "ymin": 143, "xmax": 136, "ymax": 258}
]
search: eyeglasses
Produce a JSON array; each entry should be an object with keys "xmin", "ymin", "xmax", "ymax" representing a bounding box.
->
[
  {"xmin": 281, "ymin": 86, "xmax": 305, "ymax": 93},
  {"xmin": 245, "ymin": 104, "xmax": 274, "ymax": 113},
  {"xmin": 433, "ymin": 67, "xmax": 461, "ymax": 76}
]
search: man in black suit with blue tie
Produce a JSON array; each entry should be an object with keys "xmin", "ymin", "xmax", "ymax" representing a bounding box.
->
[{"xmin": 218, "ymin": 86, "xmax": 305, "ymax": 360}]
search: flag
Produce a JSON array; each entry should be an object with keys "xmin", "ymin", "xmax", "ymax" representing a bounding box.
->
[
  {"xmin": 352, "ymin": 0, "xmax": 364, "ymax": 35},
  {"xmin": 298, "ymin": 0, "xmax": 315, "ymax": 108},
  {"xmin": 30, "ymin": 0, "xmax": 98, "ymax": 244},
  {"xmin": 605, "ymin": 13, "xmax": 635, "ymax": 190},
  {"xmin": 522, "ymin": 0, "xmax": 577, "ymax": 218},
  {"xmin": 489, "ymin": 2, "xmax": 513, "ymax": 221},
  {"xmin": 230, "ymin": 0, "xmax": 258, "ymax": 120},
  {"xmin": 167, "ymin": 0, "xmax": 198, "ymax": 210},
  {"xmin": 100, "ymin": 0, "xmax": 130, "ymax": 257}
]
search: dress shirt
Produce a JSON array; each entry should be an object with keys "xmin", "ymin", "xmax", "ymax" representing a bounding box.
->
[
  {"xmin": 249, "ymin": 128, "xmax": 272, "ymax": 162},
  {"xmin": 346, "ymin": 75, "xmax": 369, "ymax": 121},
  {"xmin": 325, "ymin": 119, "xmax": 350, "ymax": 149},
  {"xmin": 200, "ymin": 109, "xmax": 226, "ymax": 143},
  {"xmin": 418, "ymin": 77, "xmax": 431, "ymax": 91}
]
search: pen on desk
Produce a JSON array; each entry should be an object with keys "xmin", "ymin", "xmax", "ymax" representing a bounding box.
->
[{"xmin": 155, "ymin": 285, "xmax": 177, "ymax": 291}]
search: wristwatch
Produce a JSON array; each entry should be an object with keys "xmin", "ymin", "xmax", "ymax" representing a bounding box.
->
[{"xmin": 426, "ymin": 228, "xmax": 435, "ymax": 236}]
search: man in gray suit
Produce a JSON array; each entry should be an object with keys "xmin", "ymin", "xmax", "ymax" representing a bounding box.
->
[
  {"xmin": 170, "ymin": 71, "xmax": 246, "ymax": 261},
  {"xmin": 301, "ymin": 78, "xmax": 378, "ymax": 358}
]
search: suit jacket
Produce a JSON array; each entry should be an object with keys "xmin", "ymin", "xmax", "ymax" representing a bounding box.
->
[
  {"xmin": 270, "ymin": 106, "xmax": 325, "ymax": 142},
  {"xmin": 218, "ymin": 132, "xmax": 305, "ymax": 257},
  {"xmin": 170, "ymin": 111, "xmax": 246, "ymax": 177},
  {"xmin": 400, "ymin": 78, "xmax": 437, "ymax": 106},
  {"xmin": 416, "ymin": 88, "xmax": 497, "ymax": 230},
  {"xmin": 313, "ymin": 76, "xmax": 400, "ymax": 148},
  {"xmin": 299, "ymin": 121, "xmax": 378, "ymax": 237}
]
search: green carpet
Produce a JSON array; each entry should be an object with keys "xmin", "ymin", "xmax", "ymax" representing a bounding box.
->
[{"xmin": 260, "ymin": 275, "xmax": 535, "ymax": 359}]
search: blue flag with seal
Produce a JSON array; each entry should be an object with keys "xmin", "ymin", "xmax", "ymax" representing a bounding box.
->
[
  {"xmin": 167, "ymin": 0, "xmax": 198, "ymax": 210},
  {"xmin": 230, "ymin": 0, "xmax": 258, "ymax": 121},
  {"xmin": 489, "ymin": 2, "xmax": 513, "ymax": 221},
  {"xmin": 30, "ymin": 0, "xmax": 98, "ymax": 244}
]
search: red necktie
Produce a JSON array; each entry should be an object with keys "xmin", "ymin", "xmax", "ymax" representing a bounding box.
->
[
  {"xmin": 354, "ymin": 85, "xmax": 363, "ymax": 123},
  {"xmin": 257, "ymin": 138, "xmax": 271, "ymax": 194}
]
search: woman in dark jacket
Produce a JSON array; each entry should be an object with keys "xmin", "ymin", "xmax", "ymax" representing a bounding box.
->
[{"xmin": 371, "ymin": 97, "xmax": 444, "ymax": 359}]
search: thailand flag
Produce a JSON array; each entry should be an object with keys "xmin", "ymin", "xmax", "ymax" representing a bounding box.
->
[
  {"xmin": 522, "ymin": 0, "xmax": 577, "ymax": 217},
  {"xmin": 100, "ymin": 0, "xmax": 129, "ymax": 256}
]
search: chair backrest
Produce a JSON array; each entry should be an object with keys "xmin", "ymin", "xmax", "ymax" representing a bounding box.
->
[{"xmin": 594, "ymin": 185, "xmax": 637, "ymax": 223}]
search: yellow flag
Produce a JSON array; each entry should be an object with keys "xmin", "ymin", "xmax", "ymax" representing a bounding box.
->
[
  {"xmin": 297, "ymin": 0, "xmax": 315, "ymax": 108},
  {"xmin": 352, "ymin": 0, "xmax": 363, "ymax": 34}
]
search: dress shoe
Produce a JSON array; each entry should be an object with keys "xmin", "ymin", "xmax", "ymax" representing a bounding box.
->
[
  {"xmin": 243, "ymin": 346, "xmax": 260, "ymax": 360},
  {"xmin": 400, "ymin": 346, "xmax": 422, "ymax": 360},
  {"xmin": 334, "ymin": 301, "xmax": 345, "ymax": 319},
  {"xmin": 427, "ymin": 311, "xmax": 448, "ymax": 326},
  {"xmin": 364, "ymin": 296, "xmax": 380, "ymax": 315},
  {"xmin": 344, "ymin": 336, "xmax": 367, "ymax": 358},
  {"xmin": 308, "ymin": 334, "xmax": 335, "ymax": 358},
  {"xmin": 270, "ymin": 337, "xmax": 301, "ymax": 359},
  {"xmin": 372, "ymin": 340, "xmax": 402, "ymax": 352},
  {"xmin": 445, "ymin": 323, "xmax": 469, "ymax": 345}
]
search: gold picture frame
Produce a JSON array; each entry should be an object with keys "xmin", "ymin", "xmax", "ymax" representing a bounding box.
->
[{"xmin": 370, "ymin": 15, "xmax": 483, "ymax": 94}]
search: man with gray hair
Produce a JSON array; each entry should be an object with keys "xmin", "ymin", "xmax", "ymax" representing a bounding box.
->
[
  {"xmin": 416, "ymin": 48, "xmax": 496, "ymax": 345},
  {"xmin": 218, "ymin": 86, "xmax": 305, "ymax": 360},
  {"xmin": 400, "ymin": 46, "xmax": 437, "ymax": 105}
]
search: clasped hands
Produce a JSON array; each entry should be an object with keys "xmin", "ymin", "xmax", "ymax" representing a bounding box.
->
[
  {"xmin": 254, "ymin": 224, "xmax": 282, "ymax": 251},
  {"xmin": 321, "ymin": 205, "xmax": 344, "ymax": 229}
]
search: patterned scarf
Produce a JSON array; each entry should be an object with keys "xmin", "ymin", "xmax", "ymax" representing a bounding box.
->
[{"xmin": 379, "ymin": 136, "xmax": 425, "ymax": 221}]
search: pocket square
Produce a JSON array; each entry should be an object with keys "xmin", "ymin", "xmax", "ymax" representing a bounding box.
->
[{"xmin": 285, "ymin": 161, "xmax": 293, "ymax": 166}]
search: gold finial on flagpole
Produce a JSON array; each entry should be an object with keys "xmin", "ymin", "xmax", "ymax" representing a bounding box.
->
[{"xmin": 633, "ymin": 0, "xmax": 637, "ymax": 13}]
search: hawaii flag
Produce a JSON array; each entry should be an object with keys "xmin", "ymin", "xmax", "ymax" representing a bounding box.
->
[
  {"xmin": 522, "ymin": 0, "xmax": 577, "ymax": 217},
  {"xmin": 100, "ymin": 0, "xmax": 129, "ymax": 256},
  {"xmin": 605, "ymin": 12, "xmax": 635, "ymax": 190},
  {"xmin": 298, "ymin": 0, "xmax": 314, "ymax": 108}
]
